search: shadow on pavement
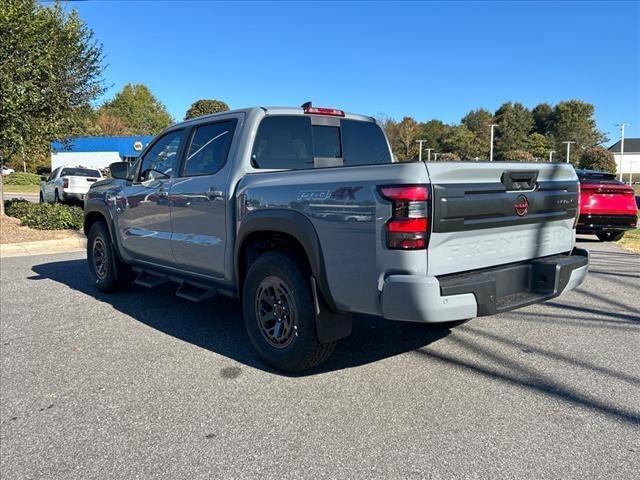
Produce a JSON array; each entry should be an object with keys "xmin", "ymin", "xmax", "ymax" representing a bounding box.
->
[
  {"xmin": 414, "ymin": 342, "xmax": 640, "ymax": 426},
  {"xmin": 29, "ymin": 258, "xmax": 452, "ymax": 376},
  {"xmin": 28, "ymin": 254, "xmax": 640, "ymax": 425}
]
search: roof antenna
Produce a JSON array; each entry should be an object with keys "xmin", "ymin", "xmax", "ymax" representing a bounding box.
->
[{"xmin": 300, "ymin": 101, "xmax": 312, "ymax": 109}]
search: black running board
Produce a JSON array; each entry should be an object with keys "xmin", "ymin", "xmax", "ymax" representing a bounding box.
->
[
  {"xmin": 175, "ymin": 282, "xmax": 217, "ymax": 303},
  {"xmin": 131, "ymin": 267, "xmax": 226, "ymax": 302},
  {"xmin": 134, "ymin": 271, "xmax": 168, "ymax": 288}
]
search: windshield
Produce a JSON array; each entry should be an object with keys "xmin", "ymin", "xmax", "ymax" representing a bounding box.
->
[{"xmin": 60, "ymin": 168, "xmax": 101, "ymax": 178}]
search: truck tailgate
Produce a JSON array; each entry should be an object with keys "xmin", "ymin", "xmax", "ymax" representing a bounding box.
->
[
  {"xmin": 425, "ymin": 162, "xmax": 579, "ymax": 276},
  {"xmin": 66, "ymin": 175, "xmax": 99, "ymax": 191}
]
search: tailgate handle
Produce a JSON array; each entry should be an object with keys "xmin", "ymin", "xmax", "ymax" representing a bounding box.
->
[{"xmin": 501, "ymin": 170, "xmax": 538, "ymax": 191}]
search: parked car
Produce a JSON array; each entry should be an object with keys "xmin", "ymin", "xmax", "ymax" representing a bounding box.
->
[
  {"xmin": 575, "ymin": 169, "xmax": 638, "ymax": 241},
  {"xmin": 1, "ymin": 165, "xmax": 15, "ymax": 176},
  {"xmin": 40, "ymin": 166, "xmax": 103, "ymax": 204},
  {"xmin": 83, "ymin": 104, "xmax": 588, "ymax": 372}
]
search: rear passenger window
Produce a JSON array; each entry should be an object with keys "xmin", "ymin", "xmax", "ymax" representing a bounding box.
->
[
  {"xmin": 183, "ymin": 121, "xmax": 235, "ymax": 176},
  {"xmin": 341, "ymin": 120, "xmax": 392, "ymax": 166},
  {"xmin": 252, "ymin": 116, "xmax": 313, "ymax": 169},
  {"xmin": 251, "ymin": 116, "xmax": 392, "ymax": 170}
]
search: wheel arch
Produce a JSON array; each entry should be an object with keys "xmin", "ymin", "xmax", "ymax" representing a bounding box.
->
[
  {"xmin": 235, "ymin": 209, "xmax": 340, "ymax": 313},
  {"xmin": 84, "ymin": 200, "xmax": 119, "ymax": 252}
]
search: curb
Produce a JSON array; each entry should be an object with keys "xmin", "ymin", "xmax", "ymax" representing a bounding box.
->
[{"xmin": 0, "ymin": 235, "xmax": 86, "ymax": 258}]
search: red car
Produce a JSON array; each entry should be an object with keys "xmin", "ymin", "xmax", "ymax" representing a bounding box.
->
[{"xmin": 576, "ymin": 169, "xmax": 638, "ymax": 241}]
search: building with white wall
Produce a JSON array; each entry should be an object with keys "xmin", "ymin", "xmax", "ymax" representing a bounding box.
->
[
  {"xmin": 51, "ymin": 136, "xmax": 153, "ymax": 171},
  {"xmin": 609, "ymin": 138, "xmax": 640, "ymax": 182}
]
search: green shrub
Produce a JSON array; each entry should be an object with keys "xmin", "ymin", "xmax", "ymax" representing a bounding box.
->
[
  {"xmin": 4, "ymin": 199, "xmax": 83, "ymax": 230},
  {"xmin": 3, "ymin": 172, "xmax": 42, "ymax": 185}
]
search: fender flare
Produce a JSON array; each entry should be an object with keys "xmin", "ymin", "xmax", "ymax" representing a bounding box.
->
[
  {"xmin": 235, "ymin": 209, "xmax": 340, "ymax": 312},
  {"xmin": 84, "ymin": 199, "xmax": 122, "ymax": 256},
  {"xmin": 235, "ymin": 209, "xmax": 351, "ymax": 343}
]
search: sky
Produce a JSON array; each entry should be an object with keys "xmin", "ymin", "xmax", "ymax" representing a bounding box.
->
[{"xmin": 64, "ymin": 0, "xmax": 640, "ymax": 143}]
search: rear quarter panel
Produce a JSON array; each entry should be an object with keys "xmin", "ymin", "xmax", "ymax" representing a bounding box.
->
[{"xmin": 236, "ymin": 162, "xmax": 430, "ymax": 315}]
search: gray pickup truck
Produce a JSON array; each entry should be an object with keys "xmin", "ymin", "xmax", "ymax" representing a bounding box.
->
[{"xmin": 84, "ymin": 104, "xmax": 588, "ymax": 372}]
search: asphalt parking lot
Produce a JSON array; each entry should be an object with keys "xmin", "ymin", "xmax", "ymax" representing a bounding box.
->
[{"xmin": 1, "ymin": 238, "xmax": 639, "ymax": 479}]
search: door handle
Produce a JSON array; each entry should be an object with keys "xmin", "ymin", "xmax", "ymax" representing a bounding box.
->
[
  {"xmin": 158, "ymin": 189, "xmax": 169, "ymax": 198},
  {"xmin": 207, "ymin": 188, "xmax": 224, "ymax": 201}
]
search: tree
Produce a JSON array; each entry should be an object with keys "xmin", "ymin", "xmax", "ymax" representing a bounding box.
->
[
  {"xmin": 418, "ymin": 120, "xmax": 449, "ymax": 153},
  {"xmin": 550, "ymin": 100, "xmax": 606, "ymax": 154},
  {"xmin": 532, "ymin": 103, "xmax": 554, "ymax": 135},
  {"xmin": 578, "ymin": 146, "xmax": 617, "ymax": 173},
  {"xmin": 184, "ymin": 99, "xmax": 230, "ymax": 120},
  {"xmin": 502, "ymin": 150, "xmax": 535, "ymax": 162},
  {"xmin": 526, "ymin": 132, "xmax": 551, "ymax": 160},
  {"xmin": 494, "ymin": 102, "xmax": 533, "ymax": 158},
  {"xmin": 462, "ymin": 109, "xmax": 494, "ymax": 142},
  {"xmin": 436, "ymin": 152, "xmax": 461, "ymax": 162},
  {"xmin": 441, "ymin": 125, "xmax": 484, "ymax": 160},
  {"xmin": 461, "ymin": 108, "xmax": 494, "ymax": 159},
  {"xmin": 99, "ymin": 84, "xmax": 172, "ymax": 135},
  {"xmin": 4, "ymin": 144, "xmax": 51, "ymax": 175},
  {"xmin": 0, "ymin": 0, "xmax": 105, "ymax": 178},
  {"xmin": 96, "ymin": 112, "xmax": 132, "ymax": 136},
  {"xmin": 394, "ymin": 117, "xmax": 420, "ymax": 161}
]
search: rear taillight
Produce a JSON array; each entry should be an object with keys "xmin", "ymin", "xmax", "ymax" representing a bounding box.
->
[
  {"xmin": 574, "ymin": 182, "xmax": 580, "ymax": 228},
  {"xmin": 581, "ymin": 182, "xmax": 634, "ymax": 195},
  {"xmin": 379, "ymin": 185, "xmax": 430, "ymax": 250},
  {"xmin": 62, "ymin": 178, "xmax": 69, "ymax": 188}
]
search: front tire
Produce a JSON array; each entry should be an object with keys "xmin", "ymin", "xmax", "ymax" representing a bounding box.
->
[
  {"xmin": 242, "ymin": 251, "xmax": 336, "ymax": 373},
  {"xmin": 596, "ymin": 231, "xmax": 625, "ymax": 242},
  {"xmin": 87, "ymin": 222, "xmax": 133, "ymax": 292},
  {"xmin": 39, "ymin": 192, "xmax": 44, "ymax": 203}
]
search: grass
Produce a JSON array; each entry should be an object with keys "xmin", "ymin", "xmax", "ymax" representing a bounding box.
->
[
  {"xmin": 2, "ymin": 184, "xmax": 40, "ymax": 194},
  {"xmin": 617, "ymin": 228, "xmax": 640, "ymax": 254}
]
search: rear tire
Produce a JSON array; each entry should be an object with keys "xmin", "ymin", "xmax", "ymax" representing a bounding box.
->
[
  {"xmin": 87, "ymin": 221, "xmax": 133, "ymax": 292},
  {"xmin": 54, "ymin": 190, "xmax": 60, "ymax": 204},
  {"xmin": 242, "ymin": 251, "xmax": 336, "ymax": 373},
  {"xmin": 596, "ymin": 231, "xmax": 625, "ymax": 242},
  {"xmin": 39, "ymin": 192, "xmax": 44, "ymax": 203}
]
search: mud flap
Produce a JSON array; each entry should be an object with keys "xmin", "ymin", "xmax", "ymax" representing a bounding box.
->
[{"xmin": 310, "ymin": 277, "xmax": 352, "ymax": 343}]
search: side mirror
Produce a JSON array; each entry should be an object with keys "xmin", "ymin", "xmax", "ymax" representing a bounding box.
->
[
  {"xmin": 109, "ymin": 161, "xmax": 129, "ymax": 180},
  {"xmin": 40, "ymin": 175, "xmax": 47, "ymax": 181}
]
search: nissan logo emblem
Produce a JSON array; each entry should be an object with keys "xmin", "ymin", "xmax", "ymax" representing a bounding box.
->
[{"xmin": 514, "ymin": 194, "xmax": 529, "ymax": 216}]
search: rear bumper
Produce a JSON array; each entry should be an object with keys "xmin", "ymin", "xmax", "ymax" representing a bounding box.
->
[
  {"xmin": 381, "ymin": 248, "xmax": 589, "ymax": 323},
  {"xmin": 577, "ymin": 214, "xmax": 637, "ymax": 234},
  {"xmin": 61, "ymin": 188, "xmax": 89, "ymax": 201}
]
